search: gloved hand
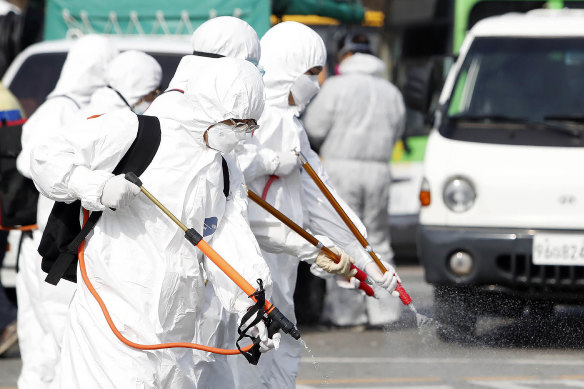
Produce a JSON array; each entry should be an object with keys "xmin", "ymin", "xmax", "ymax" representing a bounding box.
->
[
  {"xmin": 100, "ymin": 174, "xmax": 141, "ymax": 209},
  {"xmin": 315, "ymin": 247, "xmax": 357, "ymax": 278},
  {"xmin": 249, "ymin": 321, "xmax": 281, "ymax": 353},
  {"xmin": 274, "ymin": 151, "xmax": 299, "ymax": 176},
  {"xmin": 365, "ymin": 261, "xmax": 401, "ymax": 297}
]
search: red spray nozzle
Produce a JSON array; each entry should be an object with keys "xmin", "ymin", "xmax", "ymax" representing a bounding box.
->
[
  {"xmin": 350, "ymin": 264, "xmax": 367, "ymax": 283},
  {"xmin": 395, "ymin": 282, "xmax": 412, "ymax": 305}
]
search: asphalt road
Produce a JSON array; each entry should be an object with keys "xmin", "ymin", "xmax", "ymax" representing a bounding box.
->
[{"xmin": 2, "ymin": 266, "xmax": 584, "ymax": 388}]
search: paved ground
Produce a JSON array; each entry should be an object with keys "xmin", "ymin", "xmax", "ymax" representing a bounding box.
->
[{"xmin": 2, "ymin": 266, "xmax": 584, "ymax": 388}]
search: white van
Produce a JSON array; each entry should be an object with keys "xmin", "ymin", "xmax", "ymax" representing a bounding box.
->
[{"xmin": 417, "ymin": 9, "xmax": 584, "ymax": 339}]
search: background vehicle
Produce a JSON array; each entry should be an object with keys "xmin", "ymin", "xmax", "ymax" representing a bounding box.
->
[
  {"xmin": 415, "ymin": 9, "xmax": 584, "ymax": 340},
  {"xmin": 387, "ymin": 0, "xmax": 584, "ymax": 259}
]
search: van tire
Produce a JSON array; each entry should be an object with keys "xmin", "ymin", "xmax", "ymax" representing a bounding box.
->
[{"xmin": 434, "ymin": 286, "xmax": 478, "ymax": 343}]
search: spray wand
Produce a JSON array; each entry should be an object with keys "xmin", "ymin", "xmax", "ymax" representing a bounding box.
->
[
  {"xmin": 296, "ymin": 152, "xmax": 412, "ymax": 306},
  {"xmin": 246, "ymin": 188, "xmax": 374, "ymax": 297}
]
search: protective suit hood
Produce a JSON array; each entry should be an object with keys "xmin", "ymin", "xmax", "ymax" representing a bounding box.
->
[
  {"xmin": 259, "ymin": 21, "xmax": 326, "ymax": 108},
  {"xmin": 166, "ymin": 17, "xmax": 261, "ymax": 93},
  {"xmin": 147, "ymin": 56, "xmax": 264, "ymax": 144},
  {"xmin": 48, "ymin": 35, "xmax": 118, "ymax": 106},
  {"xmin": 105, "ymin": 50, "xmax": 162, "ymax": 107},
  {"xmin": 339, "ymin": 53, "xmax": 385, "ymax": 77},
  {"xmin": 191, "ymin": 16, "xmax": 260, "ymax": 63}
]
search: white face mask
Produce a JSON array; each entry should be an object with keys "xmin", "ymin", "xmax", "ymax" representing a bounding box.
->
[
  {"xmin": 132, "ymin": 100, "xmax": 151, "ymax": 115},
  {"xmin": 290, "ymin": 74, "xmax": 320, "ymax": 112},
  {"xmin": 206, "ymin": 123, "xmax": 247, "ymax": 154}
]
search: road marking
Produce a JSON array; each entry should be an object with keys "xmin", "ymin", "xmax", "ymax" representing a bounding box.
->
[
  {"xmin": 467, "ymin": 379, "xmax": 584, "ymax": 389},
  {"xmin": 300, "ymin": 356, "xmax": 584, "ymax": 366},
  {"xmin": 297, "ymin": 379, "xmax": 584, "ymax": 389},
  {"xmin": 464, "ymin": 376, "xmax": 539, "ymax": 381},
  {"xmin": 297, "ymin": 386, "xmax": 452, "ymax": 389},
  {"xmin": 296, "ymin": 377, "xmax": 441, "ymax": 385}
]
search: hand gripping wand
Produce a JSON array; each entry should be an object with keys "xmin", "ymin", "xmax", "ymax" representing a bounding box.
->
[
  {"xmin": 246, "ymin": 188, "xmax": 375, "ymax": 297},
  {"xmin": 296, "ymin": 152, "xmax": 413, "ymax": 306}
]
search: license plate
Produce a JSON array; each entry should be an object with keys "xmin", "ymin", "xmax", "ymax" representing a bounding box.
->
[{"xmin": 533, "ymin": 233, "xmax": 584, "ymax": 266}]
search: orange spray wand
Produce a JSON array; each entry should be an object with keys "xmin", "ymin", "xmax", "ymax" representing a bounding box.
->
[{"xmin": 124, "ymin": 172, "xmax": 300, "ymax": 340}]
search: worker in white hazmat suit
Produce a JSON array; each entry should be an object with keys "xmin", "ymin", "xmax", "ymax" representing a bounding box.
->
[
  {"xmin": 30, "ymin": 55, "xmax": 278, "ymax": 389},
  {"xmin": 303, "ymin": 36, "xmax": 406, "ymax": 327},
  {"xmin": 233, "ymin": 21, "xmax": 402, "ymax": 389},
  {"xmin": 158, "ymin": 16, "xmax": 266, "ymax": 387},
  {"xmin": 15, "ymin": 34, "xmax": 118, "ymax": 389},
  {"xmin": 84, "ymin": 50, "xmax": 162, "ymax": 116}
]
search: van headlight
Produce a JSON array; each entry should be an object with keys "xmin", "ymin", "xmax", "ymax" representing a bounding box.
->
[{"xmin": 443, "ymin": 177, "xmax": 476, "ymax": 213}]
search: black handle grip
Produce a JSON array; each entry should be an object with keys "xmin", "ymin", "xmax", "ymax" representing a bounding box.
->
[
  {"xmin": 267, "ymin": 306, "xmax": 300, "ymax": 340},
  {"xmin": 124, "ymin": 172, "xmax": 143, "ymax": 187}
]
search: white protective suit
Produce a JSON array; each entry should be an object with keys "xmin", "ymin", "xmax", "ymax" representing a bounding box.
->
[
  {"xmin": 30, "ymin": 56, "xmax": 272, "ymax": 389},
  {"xmin": 85, "ymin": 50, "xmax": 162, "ymax": 115},
  {"xmin": 15, "ymin": 35, "xmax": 118, "ymax": 389},
  {"xmin": 233, "ymin": 22, "xmax": 378, "ymax": 389},
  {"xmin": 156, "ymin": 17, "xmax": 267, "ymax": 387},
  {"xmin": 303, "ymin": 53, "xmax": 406, "ymax": 326}
]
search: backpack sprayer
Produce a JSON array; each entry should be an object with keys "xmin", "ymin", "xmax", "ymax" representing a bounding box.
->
[{"xmin": 76, "ymin": 172, "xmax": 299, "ymax": 365}]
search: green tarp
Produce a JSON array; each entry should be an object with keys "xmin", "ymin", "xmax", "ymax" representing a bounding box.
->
[{"xmin": 44, "ymin": 0, "xmax": 271, "ymax": 40}]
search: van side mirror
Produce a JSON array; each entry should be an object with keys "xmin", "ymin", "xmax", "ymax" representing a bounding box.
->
[{"xmin": 403, "ymin": 62, "xmax": 435, "ymax": 114}]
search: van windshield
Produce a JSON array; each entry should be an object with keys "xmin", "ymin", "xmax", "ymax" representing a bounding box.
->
[{"xmin": 447, "ymin": 37, "xmax": 584, "ymax": 124}]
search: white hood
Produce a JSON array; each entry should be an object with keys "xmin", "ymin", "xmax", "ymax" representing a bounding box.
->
[
  {"xmin": 47, "ymin": 35, "xmax": 118, "ymax": 106},
  {"xmin": 166, "ymin": 17, "xmax": 261, "ymax": 92},
  {"xmin": 191, "ymin": 16, "xmax": 261, "ymax": 63},
  {"xmin": 105, "ymin": 50, "xmax": 162, "ymax": 107},
  {"xmin": 339, "ymin": 53, "xmax": 385, "ymax": 77},
  {"xmin": 147, "ymin": 56, "xmax": 264, "ymax": 143},
  {"xmin": 259, "ymin": 21, "xmax": 326, "ymax": 108}
]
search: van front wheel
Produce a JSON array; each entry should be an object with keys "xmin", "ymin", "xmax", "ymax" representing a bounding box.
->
[{"xmin": 434, "ymin": 286, "xmax": 478, "ymax": 343}]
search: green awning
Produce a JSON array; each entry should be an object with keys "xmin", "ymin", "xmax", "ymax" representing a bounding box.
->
[{"xmin": 44, "ymin": 0, "xmax": 271, "ymax": 40}]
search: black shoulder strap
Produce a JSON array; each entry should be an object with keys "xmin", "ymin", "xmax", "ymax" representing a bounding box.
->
[
  {"xmin": 221, "ymin": 156, "xmax": 230, "ymax": 198},
  {"xmin": 42, "ymin": 115, "xmax": 161, "ymax": 285},
  {"xmin": 114, "ymin": 115, "xmax": 161, "ymax": 176}
]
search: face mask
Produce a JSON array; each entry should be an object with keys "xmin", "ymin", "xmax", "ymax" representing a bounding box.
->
[
  {"xmin": 207, "ymin": 123, "xmax": 247, "ymax": 154},
  {"xmin": 132, "ymin": 100, "xmax": 151, "ymax": 115},
  {"xmin": 290, "ymin": 74, "xmax": 320, "ymax": 113}
]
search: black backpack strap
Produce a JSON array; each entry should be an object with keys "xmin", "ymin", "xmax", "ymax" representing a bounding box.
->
[
  {"xmin": 113, "ymin": 115, "xmax": 161, "ymax": 176},
  {"xmin": 44, "ymin": 210, "xmax": 102, "ymax": 284},
  {"xmin": 221, "ymin": 156, "xmax": 230, "ymax": 198},
  {"xmin": 41, "ymin": 114, "xmax": 161, "ymax": 285}
]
